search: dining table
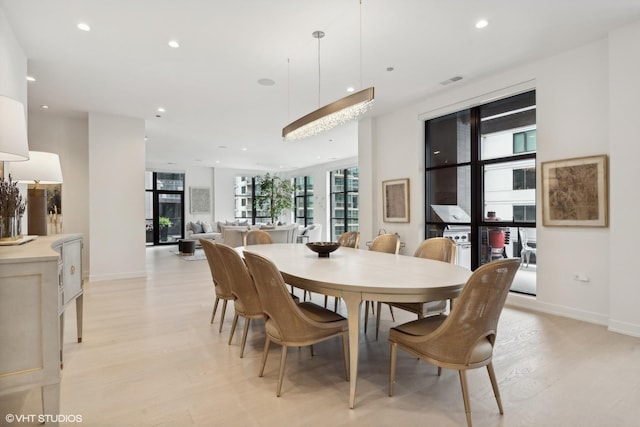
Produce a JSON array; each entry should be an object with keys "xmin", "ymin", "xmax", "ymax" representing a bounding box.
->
[{"xmin": 238, "ymin": 243, "xmax": 472, "ymax": 408}]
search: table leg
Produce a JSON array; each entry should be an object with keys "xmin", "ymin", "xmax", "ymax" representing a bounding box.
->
[{"xmin": 341, "ymin": 292, "xmax": 362, "ymax": 409}]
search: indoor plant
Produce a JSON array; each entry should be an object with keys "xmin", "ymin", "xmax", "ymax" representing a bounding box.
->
[
  {"xmin": 254, "ymin": 173, "xmax": 295, "ymax": 224},
  {"xmin": 158, "ymin": 216, "xmax": 172, "ymax": 241},
  {"xmin": 0, "ymin": 174, "xmax": 26, "ymax": 240}
]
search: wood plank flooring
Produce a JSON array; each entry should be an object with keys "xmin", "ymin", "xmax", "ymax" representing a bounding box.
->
[{"xmin": 2, "ymin": 246, "xmax": 640, "ymax": 426}]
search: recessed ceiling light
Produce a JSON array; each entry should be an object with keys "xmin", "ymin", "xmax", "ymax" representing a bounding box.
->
[
  {"xmin": 215, "ymin": 160, "xmax": 220, "ymax": 164},
  {"xmin": 218, "ymin": 145, "xmax": 228, "ymax": 149},
  {"xmin": 168, "ymin": 40, "xmax": 180, "ymax": 48},
  {"xmin": 242, "ymin": 148, "xmax": 247, "ymax": 151},
  {"xmin": 26, "ymin": 76, "xmax": 36, "ymax": 82},
  {"xmin": 386, "ymin": 67, "xmax": 394, "ymax": 72},
  {"xmin": 475, "ymin": 19, "xmax": 488, "ymax": 29},
  {"xmin": 77, "ymin": 22, "xmax": 91, "ymax": 31},
  {"xmin": 257, "ymin": 78, "xmax": 275, "ymax": 86},
  {"xmin": 347, "ymin": 87, "xmax": 355, "ymax": 93},
  {"xmin": 40, "ymin": 105, "xmax": 49, "ymax": 109},
  {"xmin": 157, "ymin": 107, "xmax": 165, "ymax": 113}
]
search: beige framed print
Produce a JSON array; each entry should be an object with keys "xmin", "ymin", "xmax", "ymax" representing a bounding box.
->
[
  {"xmin": 383, "ymin": 178, "xmax": 410, "ymax": 223},
  {"xmin": 190, "ymin": 187, "xmax": 211, "ymax": 214},
  {"xmin": 541, "ymin": 154, "xmax": 608, "ymax": 227}
]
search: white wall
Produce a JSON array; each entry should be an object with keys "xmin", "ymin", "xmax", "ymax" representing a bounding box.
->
[
  {"xmin": 89, "ymin": 112, "xmax": 146, "ymax": 281},
  {"xmin": 27, "ymin": 113, "xmax": 90, "ymax": 275},
  {"xmin": 366, "ymin": 24, "xmax": 640, "ymax": 336},
  {"xmin": 608, "ymin": 20, "xmax": 640, "ymax": 336}
]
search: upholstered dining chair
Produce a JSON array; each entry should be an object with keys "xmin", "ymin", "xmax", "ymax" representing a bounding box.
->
[
  {"xmin": 214, "ymin": 242, "xmax": 265, "ymax": 358},
  {"xmin": 200, "ymin": 239, "xmax": 235, "ymax": 333},
  {"xmin": 243, "ymin": 250, "xmax": 350, "ymax": 397},
  {"xmin": 364, "ymin": 233, "xmax": 401, "ymax": 333},
  {"xmin": 244, "ymin": 229, "xmax": 273, "ymax": 246},
  {"xmin": 338, "ymin": 231, "xmax": 360, "ymax": 248},
  {"xmin": 388, "ymin": 258, "xmax": 520, "ymax": 427},
  {"xmin": 374, "ymin": 237, "xmax": 456, "ymax": 339}
]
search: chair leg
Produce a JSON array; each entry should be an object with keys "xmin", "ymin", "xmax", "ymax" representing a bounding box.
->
[
  {"xmin": 487, "ymin": 362, "xmax": 504, "ymax": 414},
  {"xmin": 458, "ymin": 370, "xmax": 473, "ymax": 427},
  {"xmin": 389, "ymin": 342, "xmax": 397, "ymax": 396},
  {"xmin": 389, "ymin": 305, "xmax": 395, "ymax": 322},
  {"xmin": 239, "ymin": 318, "xmax": 251, "ymax": 358},
  {"xmin": 324, "ymin": 295, "xmax": 329, "ymax": 308},
  {"xmin": 341, "ymin": 333, "xmax": 350, "ymax": 381},
  {"xmin": 364, "ymin": 302, "xmax": 370, "ymax": 334},
  {"xmin": 228, "ymin": 314, "xmax": 239, "ymax": 345},
  {"xmin": 218, "ymin": 299, "xmax": 228, "ymax": 333},
  {"xmin": 211, "ymin": 296, "xmax": 220, "ymax": 324},
  {"xmin": 259, "ymin": 337, "xmax": 271, "ymax": 377},
  {"xmin": 334, "ymin": 297, "xmax": 339, "ymax": 312},
  {"xmin": 276, "ymin": 345, "xmax": 288, "ymax": 397},
  {"xmin": 375, "ymin": 302, "xmax": 382, "ymax": 340}
]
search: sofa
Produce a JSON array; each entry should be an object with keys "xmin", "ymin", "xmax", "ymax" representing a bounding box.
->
[
  {"xmin": 185, "ymin": 220, "xmax": 221, "ymax": 242},
  {"xmin": 186, "ymin": 220, "xmax": 300, "ymax": 247}
]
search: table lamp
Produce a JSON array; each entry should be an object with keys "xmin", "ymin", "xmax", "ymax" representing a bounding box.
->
[
  {"xmin": 0, "ymin": 95, "xmax": 30, "ymax": 162},
  {"xmin": 8, "ymin": 151, "xmax": 63, "ymax": 235}
]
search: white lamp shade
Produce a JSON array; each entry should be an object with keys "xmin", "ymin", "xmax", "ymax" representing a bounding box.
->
[
  {"xmin": 9, "ymin": 151, "xmax": 64, "ymax": 184},
  {"xmin": 0, "ymin": 95, "xmax": 30, "ymax": 161}
]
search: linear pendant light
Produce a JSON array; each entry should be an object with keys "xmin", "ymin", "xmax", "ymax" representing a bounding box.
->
[
  {"xmin": 282, "ymin": 1, "xmax": 374, "ymax": 141},
  {"xmin": 282, "ymin": 87, "xmax": 374, "ymax": 141}
]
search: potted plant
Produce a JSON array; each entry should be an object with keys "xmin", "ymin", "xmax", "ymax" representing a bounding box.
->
[
  {"xmin": 158, "ymin": 216, "xmax": 172, "ymax": 241},
  {"xmin": 255, "ymin": 173, "xmax": 295, "ymax": 224},
  {"xmin": 0, "ymin": 175, "xmax": 26, "ymax": 240}
]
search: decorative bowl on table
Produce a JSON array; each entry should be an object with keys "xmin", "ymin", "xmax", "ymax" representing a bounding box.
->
[{"xmin": 306, "ymin": 242, "xmax": 341, "ymax": 258}]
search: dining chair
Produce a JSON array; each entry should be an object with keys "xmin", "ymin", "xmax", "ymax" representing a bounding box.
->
[
  {"xmin": 243, "ymin": 250, "xmax": 350, "ymax": 397},
  {"xmin": 244, "ymin": 229, "xmax": 273, "ymax": 246},
  {"xmin": 364, "ymin": 233, "xmax": 401, "ymax": 333},
  {"xmin": 338, "ymin": 231, "xmax": 360, "ymax": 248},
  {"xmin": 388, "ymin": 258, "xmax": 521, "ymax": 427},
  {"xmin": 214, "ymin": 242, "xmax": 265, "ymax": 358},
  {"xmin": 519, "ymin": 227, "xmax": 536, "ymax": 268},
  {"xmin": 200, "ymin": 239, "xmax": 235, "ymax": 332},
  {"xmin": 374, "ymin": 237, "xmax": 456, "ymax": 339}
]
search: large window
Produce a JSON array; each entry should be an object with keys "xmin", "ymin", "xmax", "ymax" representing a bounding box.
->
[
  {"xmin": 425, "ymin": 90, "xmax": 536, "ymax": 294},
  {"xmin": 145, "ymin": 171, "xmax": 185, "ymax": 245},
  {"xmin": 234, "ymin": 175, "xmax": 291, "ymax": 224},
  {"xmin": 294, "ymin": 176, "xmax": 314, "ymax": 226},
  {"xmin": 330, "ymin": 167, "xmax": 359, "ymax": 240}
]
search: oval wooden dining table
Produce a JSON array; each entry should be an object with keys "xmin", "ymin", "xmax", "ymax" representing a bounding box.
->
[{"xmin": 238, "ymin": 243, "xmax": 472, "ymax": 409}]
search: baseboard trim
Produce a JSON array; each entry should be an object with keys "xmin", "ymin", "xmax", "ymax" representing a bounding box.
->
[
  {"xmin": 506, "ymin": 293, "xmax": 609, "ymax": 326},
  {"xmin": 89, "ymin": 270, "xmax": 147, "ymax": 282}
]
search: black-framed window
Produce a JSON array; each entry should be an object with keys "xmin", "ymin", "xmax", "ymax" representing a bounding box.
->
[
  {"xmin": 145, "ymin": 171, "xmax": 184, "ymax": 245},
  {"xmin": 234, "ymin": 175, "xmax": 291, "ymax": 224},
  {"xmin": 294, "ymin": 176, "xmax": 314, "ymax": 227},
  {"xmin": 425, "ymin": 90, "xmax": 537, "ymax": 275},
  {"xmin": 330, "ymin": 167, "xmax": 358, "ymax": 240}
]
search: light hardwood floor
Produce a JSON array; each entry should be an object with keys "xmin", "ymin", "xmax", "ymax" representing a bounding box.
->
[{"xmin": 2, "ymin": 246, "xmax": 640, "ymax": 426}]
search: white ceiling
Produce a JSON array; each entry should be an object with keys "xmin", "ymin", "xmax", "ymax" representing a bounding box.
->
[{"xmin": 2, "ymin": 0, "xmax": 639, "ymax": 171}]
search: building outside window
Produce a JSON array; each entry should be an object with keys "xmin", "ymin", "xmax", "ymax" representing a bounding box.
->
[
  {"xmin": 330, "ymin": 167, "xmax": 358, "ymax": 240},
  {"xmin": 294, "ymin": 176, "xmax": 314, "ymax": 227}
]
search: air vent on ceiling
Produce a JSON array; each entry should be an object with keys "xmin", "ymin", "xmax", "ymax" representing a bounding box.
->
[{"xmin": 440, "ymin": 76, "xmax": 463, "ymax": 86}]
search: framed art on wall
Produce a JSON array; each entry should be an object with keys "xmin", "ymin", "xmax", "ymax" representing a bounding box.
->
[
  {"xmin": 382, "ymin": 178, "xmax": 410, "ymax": 223},
  {"xmin": 190, "ymin": 187, "xmax": 211, "ymax": 214},
  {"xmin": 541, "ymin": 154, "xmax": 608, "ymax": 227}
]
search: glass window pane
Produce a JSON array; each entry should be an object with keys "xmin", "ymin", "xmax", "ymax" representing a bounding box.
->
[
  {"xmin": 484, "ymin": 159, "xmax": 536, "ymax": 221},
  {"xmin": 426, "ymin": 110, "xmax": 471, "ymax": 167},
  {"xmin": 156, "ymin": 172, "xmax": 184, "ymax": 191},
  {"xmin": 426, "ymin": 166, "xmax": 471, "ymax": 223}
]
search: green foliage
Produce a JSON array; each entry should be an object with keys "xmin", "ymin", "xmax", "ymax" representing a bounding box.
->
[
  {"xmin": 255, "ymin": 173, "xmax": 295, "ymax": 223},
  {"xmin": 159, "ymin": 217, "xmax": 172, "ymax": 228}
]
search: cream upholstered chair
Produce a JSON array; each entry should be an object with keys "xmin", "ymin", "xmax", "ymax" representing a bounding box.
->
[
  {"xmin": 243, "ymin": 250, "xmax": 350, "ymax": 397},
  {"xmin": 214, "ymin": 242, "xmax": 265, "ymax": 358},
  {"xmin": 369, "ymin": 233, "xmax": 400, "ymax": 254},
  {"xmin": 374, "ymin": 237, "xmax": 456, "ymax": 339},
  {"xmin": 200, "ymin": 239, "xmax": 235, "ymax": 332},
  {"xmin": 388, "ymin": 258, "xmax": 520, "ymax": 427},
  {"xmin": 363, "ymin": 233, "xmax": 401, "ymax": 332},
  {"xmin": 338, "ymin": 231, "xmax": 360, "ymax": 248},
  {"xmin": 244, "ymin": 229, "xmax": 273, "ymax": 246}
]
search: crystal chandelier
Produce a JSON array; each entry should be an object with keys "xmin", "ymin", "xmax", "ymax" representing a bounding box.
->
[{"xmin": 283, "ymin": 1, "xmax": 374, "ymax": 141}]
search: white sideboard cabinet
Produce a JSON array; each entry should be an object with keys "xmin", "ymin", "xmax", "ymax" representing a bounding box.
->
[{"xmin": 0, "ymin": 234, "xmax": 84, "ymax": 426}]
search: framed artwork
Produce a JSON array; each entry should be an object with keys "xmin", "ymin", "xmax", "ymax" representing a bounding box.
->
[
  {"xmin": 382, "ymin": 178, "xmax": 410, "ymax": 223},
  {"xmin": 541, "ymin": 154, "xmax": 608, "ymax": 227},
  {"xmin": 190, "ymin": 187, "xmax": 211, "ymax": 214}
]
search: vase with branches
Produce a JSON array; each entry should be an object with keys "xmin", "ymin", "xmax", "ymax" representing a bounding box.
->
[
  {"xmin": 255, "ymin": 173, "xmax": 295, "ymax": 224},
  {"xmin": 0, "ymin": 174, "xmax": 26, "ymax": 240}
]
